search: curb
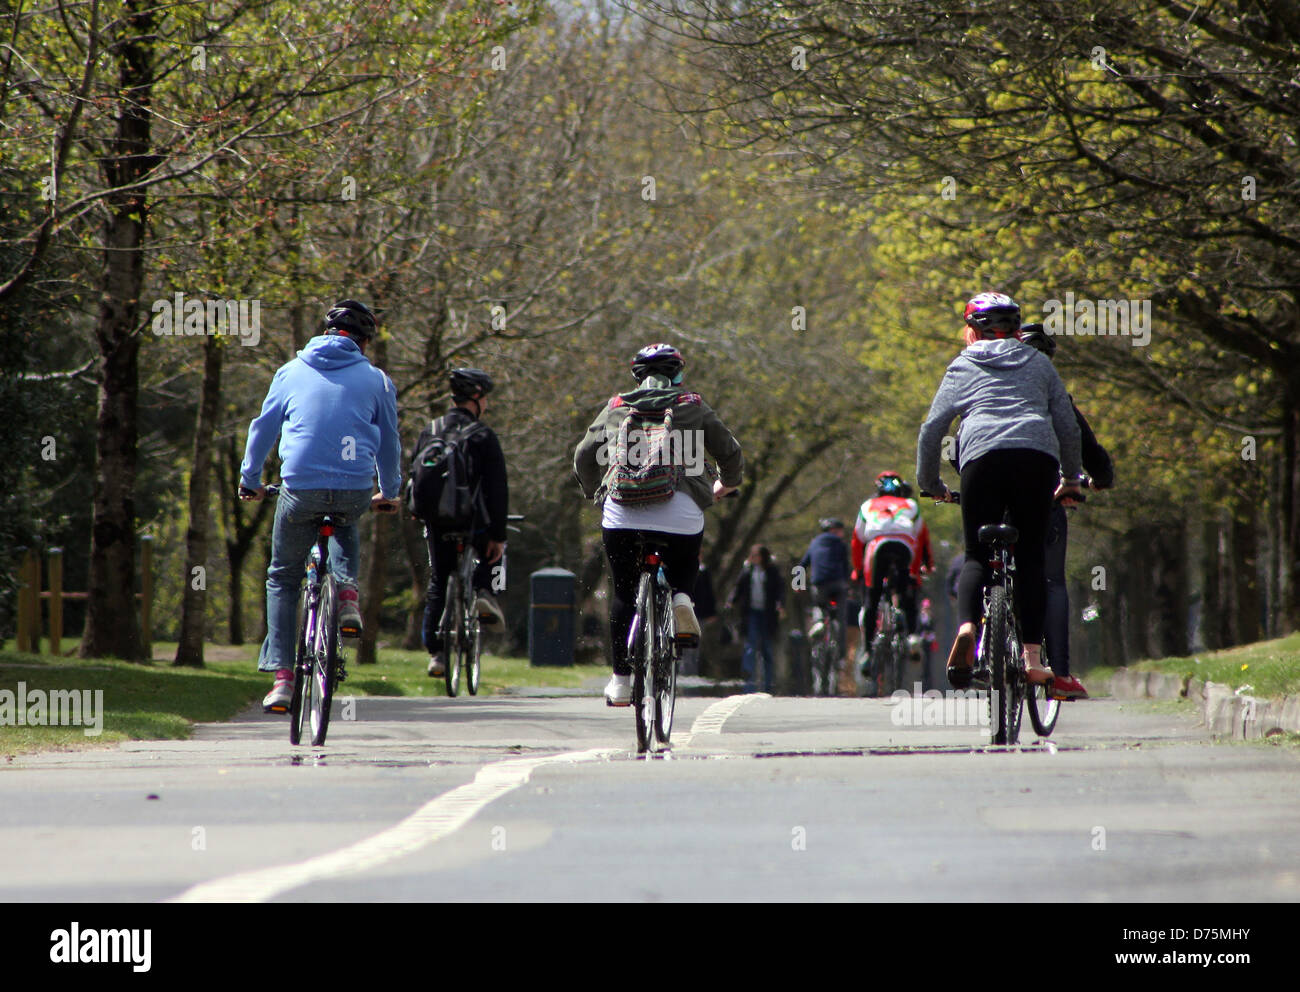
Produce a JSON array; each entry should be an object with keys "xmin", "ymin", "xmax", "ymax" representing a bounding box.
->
[{"xmin": 1107, "ymin": 668, "xmax": 1300, "ymax": 741}]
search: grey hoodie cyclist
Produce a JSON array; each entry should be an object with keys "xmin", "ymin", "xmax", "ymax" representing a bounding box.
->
[{"xmin": 916, "ymin": 292, "xmax": 1081, "ymax": 689}]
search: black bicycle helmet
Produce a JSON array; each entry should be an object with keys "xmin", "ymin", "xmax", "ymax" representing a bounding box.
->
[
  {"xmin": 449, "ymin": 367, "xmax": 494, "ymax": 401},
  {"xmin": 324, "ymin": 299, "xmax": 377, "ymax": 339},
  {"xmin": 964, "ymin": 292, "xmax": 1021, "ymax": 336},
  {"xmin": 1018, "ymin": 322, "xmax": 1057, "ymax": 358},
  {"xmin": 819, "ymin": 517, "xmax": 844, "ymax": 532},
  {"xmin": 631, "ymin": 343, "xmax": 685, "ymax": 382}
]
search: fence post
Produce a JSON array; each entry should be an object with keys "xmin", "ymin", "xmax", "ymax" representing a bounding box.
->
[
  {"xmin": 16, "ymin": 549, "xmax": 35, "ymax": 653},
  {"xmin": 140, "ymin": 535, "xmax": 154, "ymax": 659},
  {"xmin": 48, "ymin": 548, "xmax": 63, "ymax": 657}
]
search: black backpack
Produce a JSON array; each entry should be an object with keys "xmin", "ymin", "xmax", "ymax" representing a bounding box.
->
[{"xmin": 407, "ymin": 414, "xmax": 488, "ymax": 529}]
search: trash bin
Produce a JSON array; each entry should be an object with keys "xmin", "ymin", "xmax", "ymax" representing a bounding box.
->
[
  {"xmin": 529, "ymin": 567, "xmax": 575, "ymax": 666},
  {"xmin": 787, "ymin": 628, "xmax": 808, "ymax": 696}
]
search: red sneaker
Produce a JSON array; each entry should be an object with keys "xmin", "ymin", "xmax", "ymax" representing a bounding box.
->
[{"xmin": 1050, "ymin": 674, "xmax": 1088, "ymax": 700}]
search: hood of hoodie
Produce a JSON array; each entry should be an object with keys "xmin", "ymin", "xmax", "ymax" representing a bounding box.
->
[
  {"xmin": 960, "ymin": 337, "xmax": 1037, "ymax": 370},
  {"xmin": 298, "ymin": 334, "xmax": 368, "ymax": 371},
  {"xmin": 617, "ymin": 379, "xmax": 682, "ymax": 411}
]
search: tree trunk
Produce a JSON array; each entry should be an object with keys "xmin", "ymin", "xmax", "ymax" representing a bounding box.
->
[
  {"xmin": 1233, "ymin": 512, "xmax": 1261, "ymax": 647},
  {"xmin": 217, "ymin": 435, "xmax": 274, "ymax": 645},
  {"xmin": 401, "ymin": 514, "xmax": 429, "ymax": 651},
  {"xmin": 1282, "ymin": 374, "xmax": 1300, "ymax": 632},
  {"xmin": 81, "ymin": 0, "xmax": 156, "ymax": 661},
  {"xmin": 355, "ymin": 331, "xmax": 390, "ymax": 665},
  {"xmin": 174, "ymin": 335, "xmax": 223, "ymax": 666}
]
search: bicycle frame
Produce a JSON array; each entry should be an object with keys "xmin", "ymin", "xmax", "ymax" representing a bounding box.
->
[{"xmin": 626, "ymin": 544, "xmax": 679, "ymax": 754}]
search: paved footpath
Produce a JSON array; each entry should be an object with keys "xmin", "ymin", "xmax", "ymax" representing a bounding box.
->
[{"xmin": 3, "ymin": 689, "xmax": 1298, "ymax": 901}]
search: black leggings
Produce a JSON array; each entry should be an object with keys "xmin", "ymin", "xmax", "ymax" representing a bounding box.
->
[
  {"xmin": 603, "ymin": 528, "xmax": 703, "ymax": 674},
  {"xmin": 957, "ymin": 448, "xmax": 1058, "ymax": 646},
  {"xmin": 862, "ymin": 544, "xmax": 918, "ymax": 636}
]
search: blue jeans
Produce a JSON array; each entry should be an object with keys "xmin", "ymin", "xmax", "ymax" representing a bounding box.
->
[
  {"xmin": 742, "ymin": 609, "xmax": 775, "ymax": 692},
  {"xmin": 257, "ymin": 487, "xmax": 371, "ymax": 673}
]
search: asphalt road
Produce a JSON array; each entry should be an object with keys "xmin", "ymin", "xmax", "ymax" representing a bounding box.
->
[{"xmin": 3, "ymin": 684, "xmax": 1299, "ymax": 902}]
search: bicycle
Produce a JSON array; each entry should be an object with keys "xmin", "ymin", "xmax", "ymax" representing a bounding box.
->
[
  {"xmin": 808, "ymin": 591, "xmax": 845, "ymax": 696},
  {"xmin": 624, "ymin": 539, "xmax": 691, "ymax": 754},
  {"xmin": 251, "ymin": 484, "xmax": 344, "ymax": 746},
  {"xmin": 438, "ymin": 513, "xmax": 525, "ymax": 698},
  {"xmin": 921, "ymin": 488, "xmax": 1081, "ymax": 744},
  {"xmin": 863, "ymin": 568, "xmax": 908, "ymax": 698}
]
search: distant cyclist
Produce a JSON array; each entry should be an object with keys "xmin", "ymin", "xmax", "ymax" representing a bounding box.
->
[
  {"xmin": 852, "ymin": 471, "xmax": 934, "ymax": 662},
  {"xmin": 917, "ymin": 292, "xmax": 1082, "ymax": 690},
  {"xmin": 1018, "ymin": 324, "xmax": 1115, "ymax": 700},
  {"xmin": 799, "ymin": 517, "xmax": 853, "ymax": 689},
  {"xmin": 416, "ymin": 368, "xmax": 510, "ymax": 679},
  {"xmin": 239, "ymin": 300, "xmax": 402, "ymax": 712},
  {"xmin": 573, "ymin": 344, "xmax": 744, "ymax": 706}
]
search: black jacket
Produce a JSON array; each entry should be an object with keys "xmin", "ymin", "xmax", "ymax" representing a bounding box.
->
[
  {"xmin": 728, "ymin": 563, "xmax": 785, "ymax": 635},
  {"xmin": 411, "ymin": 406, "xmax": 509, "ymax": 541}
]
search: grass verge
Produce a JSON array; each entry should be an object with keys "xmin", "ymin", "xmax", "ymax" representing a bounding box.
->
[
  {"xmin": 1092, "ymin": 632, "xmax": 1300, "ymax": 700},
  {"xmin": 0, "ymin": 641, "xmax": 608, "ymax": 755}
]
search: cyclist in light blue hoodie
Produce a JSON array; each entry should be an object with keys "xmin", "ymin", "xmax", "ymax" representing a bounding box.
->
[{"xmin": 239, "ymin": 300, "xmax": 402, "ymax": 712}]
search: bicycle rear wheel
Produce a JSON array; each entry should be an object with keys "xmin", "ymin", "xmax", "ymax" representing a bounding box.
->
[
  {"xmin": 632, "ymin": 575, "xmax": 655, "ymax": 753},
  {"xmin": 984, "ymin": 586, "xmax": 1021, "ymax": 745},
  {"xmin": 443, "ymin": 575, "xmax": 462, "ymax": 698},
  {"xmin": 654, "ymin": 591, "xmax": 676, "ymax": 744},
  {"xmin": 310, "ymin": 576, "xmax": 339, "ymax": 746}
]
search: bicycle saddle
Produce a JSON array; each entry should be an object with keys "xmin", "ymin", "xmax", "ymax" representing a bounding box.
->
[{"xmin": 978, "ymin": 523, "xmax": 1019, "ymax": 545}]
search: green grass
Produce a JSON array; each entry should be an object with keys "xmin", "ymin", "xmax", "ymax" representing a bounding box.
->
[
  {"xmin": 0, "ymin": 641, "xmax": 608, "ymax": 755},
  {"xmin": 1102, "ymin": 632, "xmax": 1300, "ymax": 700}
]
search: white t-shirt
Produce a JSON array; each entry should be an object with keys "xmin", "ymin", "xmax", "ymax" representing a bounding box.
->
[
  {"xmin": 749, "ymin": 564, "xmax": 767, "ymax": 610},
  {"xmin": 602, "ymin": 490, "xmax": 704, "ymax": 535}
]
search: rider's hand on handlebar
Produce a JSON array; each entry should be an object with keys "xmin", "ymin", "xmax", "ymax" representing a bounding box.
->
[
  {"xmin": 371, "ymin": 494, "xmax": 401, "ymax": 514},
  {"xmin": 713, "ymin": 480, "xmax": 738, "ymax": 502},
  {"xmin": 1054, "ymin": 478, "xmax": 1084, "ymax": 507},
  {"xmin": 935, "ymin": 484, "xmax": 957, "ymax": 504},
  {"xmin": 484, "ymin": 540, "xmax": 506, "ymax": 564},
  {"xmin": 238, "ymin": 485, "xmax": 266, "ymax": 502}
]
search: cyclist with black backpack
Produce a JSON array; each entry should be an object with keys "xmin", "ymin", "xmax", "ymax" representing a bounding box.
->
[
  {"xmin": 574, "ymin": 344, "xmax": 744, "ymax": 706},
  {"xmin": 410, "ymin": 368, "xmax": 509, "ymax": 678}
]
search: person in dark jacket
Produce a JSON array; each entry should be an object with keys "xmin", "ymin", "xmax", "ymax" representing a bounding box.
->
[
  {"xmin": 1019, "ymin": 325, "xmax": 1115, "ymax": 699},
  {"xmin": 800, "ymin": 517, "xmax": 854, "ymax": 692},
  {"xmin": 727, "ymin": 544, "xmax": 785, "ymax": 692},
  {"xmin": 417, "ymin": 368, "xmax": 510, "ymax": 678}
]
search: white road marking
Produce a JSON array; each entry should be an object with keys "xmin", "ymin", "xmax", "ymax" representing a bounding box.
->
[
  {"xmin": 169, "ymin": 747, "xmax": 615, "ymax": 903},
  {"xmin": 676, "ymin": 693, "xmax": 770, "ymax": 749}
]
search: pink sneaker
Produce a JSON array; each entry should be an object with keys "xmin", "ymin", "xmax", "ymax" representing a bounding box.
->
[{"xmin": 263, "ymin": 669, "xmax": 294, "ymax": 712}]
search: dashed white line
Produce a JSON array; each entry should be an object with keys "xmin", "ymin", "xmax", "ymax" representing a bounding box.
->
[
  {"xmin": 676, "ymin": 692, "xmax": 770, "ymax": 749},
  {"xmin": 169, "ymin": 747, "xmax": 615, "ymax": 903}
]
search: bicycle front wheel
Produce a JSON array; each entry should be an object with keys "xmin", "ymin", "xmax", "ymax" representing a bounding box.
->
[
  {"xmin": 466, "ymin": 609, "xmax": 482, "ymax": 695},
  {"xmin": 1027, "ymin": 641, "xmax": 1060, "ymax": 736},
  {"xmin": 443, "ymin": 575, "xmax": 462, "ymax": 698},
  {"xmin": 289, "ymin": 594, "xmax": 311, "ymax": 745},
  {"xmin": 310, "ymin": 576, "xmax": 339, "ymax": 746}
]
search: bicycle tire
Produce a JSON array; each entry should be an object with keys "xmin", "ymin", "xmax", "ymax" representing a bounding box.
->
[
  {"xmin": 632, "ymin": 575, "xmax": 655, "ymax": 753},
  {"xmin": 466, "ymin": 609, "xmax": 482, "ymax": 695},
  {"xmin": 443, "ymin": 574, "xmax": 462, "ymax": 698},
  {"xmin": 310, "ymin": 576, "xmax": 339, "ymax": 746},
  {"xmin": 1026, "ymin": 641, "xmax": 1061, "ymax": 736},
  {"xmin": 985, "ymin": 585, "xmax": 1021, "ymax": 745},
  {"xmin": 654, "ymin": 588, "xmax": 676, "ymax": 743},
  {"xmin": 288, "ymin": 594, "xmax": 310, "ymax": 745}
]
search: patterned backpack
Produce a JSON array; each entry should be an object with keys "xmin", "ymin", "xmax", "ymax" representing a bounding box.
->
[{"xmin": 605, "ymin": 403, "xmax": 680, "ymax": 505}]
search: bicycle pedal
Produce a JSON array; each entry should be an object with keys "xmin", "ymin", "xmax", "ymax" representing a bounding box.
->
[
  {"xmin": 265, "ymin": 704, "xmax": 288, "ymax": 715},
  {"xmin": 674, "ymin": 632, "xmax": 700, "ymax": 647}
]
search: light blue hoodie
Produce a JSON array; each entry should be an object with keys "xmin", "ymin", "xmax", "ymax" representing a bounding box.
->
[{"xmin": 240, "ymin": 335, "xmax": 402, "ymax": 497}]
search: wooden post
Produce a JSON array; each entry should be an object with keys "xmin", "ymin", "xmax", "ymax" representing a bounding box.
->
[
  {"xmin": 16, "ymin": 549, "xmax": 35, "ymax": 653},
  {"xmin": 140, "ymin": 535, "xmax": 154, "ymax": 659},
  {"xmin": 48, "ymin": 548, "xmax": 64, "ymax": 657}
]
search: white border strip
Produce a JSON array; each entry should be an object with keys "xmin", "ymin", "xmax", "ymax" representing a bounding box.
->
[
  {"xmin": 677, "ymin": 692, "xmax": 770, "ymax": 749},
  {"xmin": 170, "ymin": 747, "xmax": 615, "ymax": 903}
]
